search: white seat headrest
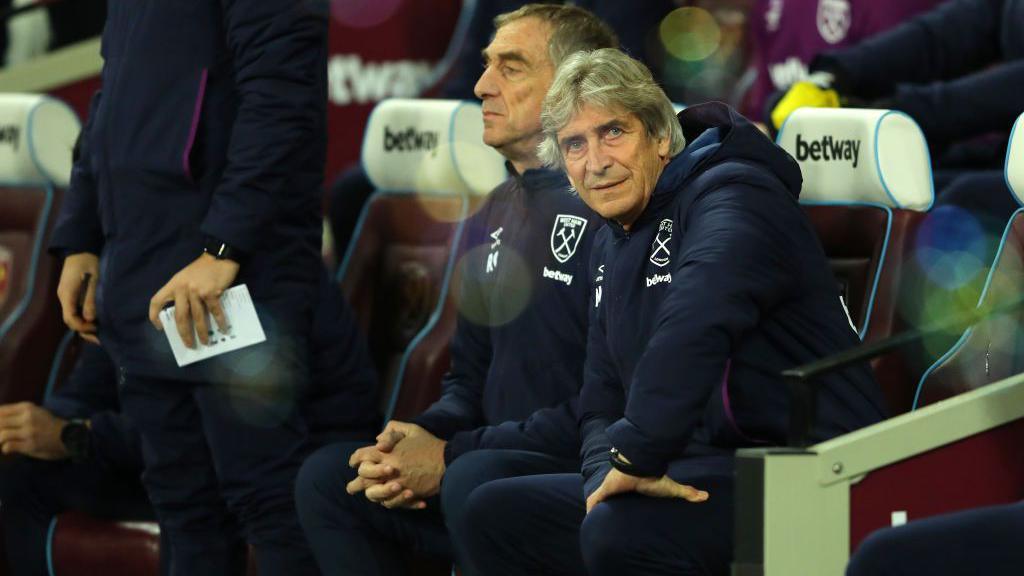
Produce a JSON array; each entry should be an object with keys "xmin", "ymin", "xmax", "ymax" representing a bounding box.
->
[
  {"xmin": 1006, "ymin": 113, "xmax": 1024, "ymax": 205},
  {"xmin": 361, "ymin": 99, "xmax": 508, "ymax": 196},
  {"xmin": 0, "ymin": 93, "xmax": 80, "ymax": 188},
  {"xmin": 778, "ymin": 108, "xmax": 934, "ymax": 211}
]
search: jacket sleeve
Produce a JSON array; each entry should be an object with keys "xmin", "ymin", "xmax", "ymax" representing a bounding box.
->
[
  {"xmin": 812, "ymin": 0, "xmax": 1003, "ymax": 100},
  {"xmin": 201, "ymin": 0, "xmax": 327, "ymax": 253},
  {"xmin": 890, "ymin": 59, "xmax": 1024, "ymax": 145},
  {"xmin": 579, "ymin": 315, "xmax": 625, "ymax": 497},
  {"xmin": 49, "ymin": 91, "xmax": 104, "ymax": 257},
  {"xmin": 44, "ymin": 343, "xmax": 142, "ymax": 468},
  {"xmin": 442, "ymin": 397, "xmax": 581, "ymax": 463},
  {"xmin": 604, "ymin": 186, "xmax": 796, "ymax": 477},
  {"xmin": 579, "ymin": 246, "xmax": 625, "ymax": 497}
]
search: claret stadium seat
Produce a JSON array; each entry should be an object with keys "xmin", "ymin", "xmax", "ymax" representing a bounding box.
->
[
  {"xmin": 0, "ymin": 93, "xmax": 79, "ymax": 405},
  {"xmin": 732, "ymin": 112, "xmax": 1024, "ymax": 576},
  {"xmin": 777, "ymin": 107, "xmax": 934, "ymax": 413},
  {"xmin": 911, "ymin": 112, "xmax": 1024, "ymax": 409},
  {"xmin": 340, "ymin": 98, "xmax": 506, "ymax": 421}
]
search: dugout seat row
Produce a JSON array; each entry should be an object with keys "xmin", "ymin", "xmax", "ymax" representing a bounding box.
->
[
  {"xmin": 778, "ymin": 107, "xmax": 935, "ymax": 414},
  {"xmin": 0, "ymin": 94, "xmax": 78, "ymax": 406},
  {"xmin": 733, "ymin": 111, "xmax": 1024, "ymax": 576}
]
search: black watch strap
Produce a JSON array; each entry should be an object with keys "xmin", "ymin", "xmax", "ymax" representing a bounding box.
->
[
  {"xmin": 60, "ymin": 419, "xmax": 91, "ymax": 463},
  {"xmin": 608, "ymin": 447, "xmax": 642, "ymax": 476},
  {"xmin": 203, "ymin": 236, "xmax": 244, "ymax": 262}
]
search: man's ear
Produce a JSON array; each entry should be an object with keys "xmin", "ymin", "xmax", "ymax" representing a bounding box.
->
[{"xmin": 657, "ymin": 135, "xmax": 670, "ymax": 159}]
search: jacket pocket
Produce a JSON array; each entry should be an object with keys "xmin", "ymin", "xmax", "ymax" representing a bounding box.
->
[{"xmin": 182, "ymin": 68, "xmax": 208, "ymax": 185}]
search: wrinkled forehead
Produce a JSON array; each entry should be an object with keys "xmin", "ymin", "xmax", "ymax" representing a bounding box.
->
[
  {"xmin": 485, "ymin": 17, "xmax": 553, "ymax": 67},
  {"xmin": 557, "ymin": 102, "xmax": 636, "ymax": 138}
]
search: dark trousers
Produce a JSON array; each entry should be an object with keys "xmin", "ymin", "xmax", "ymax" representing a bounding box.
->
[
  {"xmin": 294, "ymin": 443, "xmax": 578, "ymax": 576},
  {"xmin": 457, "ymin": 456, "xmax": 735, "ymax": 576},
  {"xmin": 0, "ymin": 451, "xmax": 153, "ymax": 576},
  {"xmin": 120, "ymin": 374, "xmax": 317, "ymax": 576},
  {"xmin": 847, "ymin": 501, "xmax": 1024, "ymax": 576}
]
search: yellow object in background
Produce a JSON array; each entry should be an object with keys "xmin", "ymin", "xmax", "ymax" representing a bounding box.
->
[{"xmin": 771, "ymin": 81, "xmax": 841, "ymax": 130}]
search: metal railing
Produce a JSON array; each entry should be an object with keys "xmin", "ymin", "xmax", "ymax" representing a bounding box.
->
[{"xmin": 784, "ymin": 294, "xmax": 1024, "ymax": 446}]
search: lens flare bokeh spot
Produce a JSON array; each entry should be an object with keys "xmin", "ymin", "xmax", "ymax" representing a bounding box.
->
[
  {"xmin": 453, "ymin": 245, "xmax": 533, "ymax": 328},
  {"xmin": 659, "ymin": 7, "xmax": 721, "ymax": 63},
  {"xmin": 914, "ymin": 206, "xmax": 991, "ymax": 291}
]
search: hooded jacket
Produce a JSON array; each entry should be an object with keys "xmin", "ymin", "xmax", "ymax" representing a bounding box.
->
[
  {"xmin": 413, "ymin": 166, "xmax": 602, "ymax": 463},
  {"xmin": 581, "ymin": 102, "xmax": 888, "ymax": 494}
]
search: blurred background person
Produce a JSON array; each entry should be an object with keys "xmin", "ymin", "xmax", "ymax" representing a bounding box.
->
[
  {"xmin": 741, "ymin": 0, "xmax": 941, "ymax": 122},
  {"xmin": 771, "ymin": 0, "xmax": 1024, "ymax": 229}
]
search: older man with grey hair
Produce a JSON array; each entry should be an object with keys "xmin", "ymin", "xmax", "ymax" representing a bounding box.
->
[{"xmin": 453, "ymin": 48, "xmax": 887, "ymax": 576}]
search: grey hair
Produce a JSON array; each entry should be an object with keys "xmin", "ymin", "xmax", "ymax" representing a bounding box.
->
[
  {"xmin": 538, "ymin": 48, "xmax": 685, "ymax": 169},
  {"xmin": 494, "ymin": 4, "xmax": 619, "ymax": 68}
]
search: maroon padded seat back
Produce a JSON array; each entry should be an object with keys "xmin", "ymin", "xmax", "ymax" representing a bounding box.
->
[
  {"xmin": 803, "ymin": 205, "xmax": 887, "ymax": 334},
  {"xmin": 340, "ymin": 192, "xmax": 465, "ymax": 414},
  {"xmin": 803, "ymin": 205, "xmax": 927, "ymax": 413},
  {"xmin": 916, "ymin": 213, "xmax": 1024, "ymax": 407},
  {"xmin": 389, "ymin": 194, "xmax": 489, "ymax": 422},
  {"xmin": 0, "ymin": 186, "xmax": 65, "ymax": 405},
  {"xmin": 389, "ymin": 290, "xmax": 455, "ymax": 422}
]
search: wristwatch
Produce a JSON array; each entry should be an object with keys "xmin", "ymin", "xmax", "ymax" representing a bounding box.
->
[
  {"xmin": 60, "ymin": 419, "xmax": 91, "ymax": 463},
  {"xmin": 203, "ymin": 235, "xmax": 244, "ymax": 263}
]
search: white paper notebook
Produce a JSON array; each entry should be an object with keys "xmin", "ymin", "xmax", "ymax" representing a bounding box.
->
[{"xmin": 159, "ymin": 284, "xmax": 267, "ymax": 367}]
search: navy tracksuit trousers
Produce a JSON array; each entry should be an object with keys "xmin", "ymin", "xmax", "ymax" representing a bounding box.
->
[
  {"xmin": 847, "ymin": 501, "xmax": 1024, "ymax": 576},
  {"xmin": 294, "ymin": 444, "xmax": 577, "ymax": 576},
  {"xmin": 0, "ymin": 453, "xmax": 161, "ymax": 576},
  {"xmin": 121, "ymin": 374, "xmax": 317, "ymax": 576},
  {"xmin": 457, "ymin": 455, "xmax": 735, "ymax": 576}
]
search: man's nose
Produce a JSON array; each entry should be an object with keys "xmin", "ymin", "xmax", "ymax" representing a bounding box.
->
[
  {"xmin": 474, "ymin": 66, "xmax": 499, "ymax": 100},
  {"xmin": 586, "ymin": 142, "xmax": 612, "ymax": 175}
]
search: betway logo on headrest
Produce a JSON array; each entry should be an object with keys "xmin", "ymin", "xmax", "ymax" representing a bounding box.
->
[
  {"xmin": 0, "ymin": 125, "xmax": 19, "ymax": 151},
  {"xmin": 383, "ymin": 126, "xmax": 439, "ymax": 153},
  {"xmin": 795, "ymin": 134, "xmax": 861, "ymax": 168}
]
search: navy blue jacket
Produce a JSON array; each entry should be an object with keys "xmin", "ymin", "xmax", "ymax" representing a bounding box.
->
[
  {"xmin": 49, "ymin": 0, "xmax": 328, "ymax": 381},
  {"xmin": 581, "ymin": 103, "xmax": 888, "ymax": 494},
  {"xmin": 412, "ymin": 167, "xmax": 601, "ymax": 463},
  {"xmin": 812, "ymin": 0, "xmax": 1024, "ymax": 148},
  {"xmin": 46, "ymin": 268, "xmax": 379, "ymax": 467}
]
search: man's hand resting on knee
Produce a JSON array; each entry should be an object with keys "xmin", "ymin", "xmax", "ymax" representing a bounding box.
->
[
  {"xmin": 346, "ymin": 421, "xmax": 446, "ymax": 510},
  {"xmin": 0, "ymin": 402, "xmax": 73, "ymax": 460}
]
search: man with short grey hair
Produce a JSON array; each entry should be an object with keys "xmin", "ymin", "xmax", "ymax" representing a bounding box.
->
[
  {"xmin": 454, "ymin": 48, "xmax": 886, "ymax": 576},
  {"xmin": 295, "ymin": 6, "xmax": 618, "ymax": 576}
]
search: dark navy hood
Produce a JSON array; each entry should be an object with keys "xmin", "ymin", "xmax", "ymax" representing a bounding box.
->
[{"xmin": 623, "ymin": 101, "xmax": 803, "ymax": 235}]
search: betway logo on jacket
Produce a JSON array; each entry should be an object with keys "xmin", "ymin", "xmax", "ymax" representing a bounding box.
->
[
  {"xmin": 795, "ymin": 134, "xmax": 861, "ymax": 168},
  {"xmin": 328, "ymin": 55, "xmax": 433, "ymax": 106},
  {"xmin": 383, "ymin": 127, "xmax": 439, "ymax": 153}
]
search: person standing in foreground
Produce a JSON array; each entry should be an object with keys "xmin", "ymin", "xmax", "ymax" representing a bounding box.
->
[
  {"xmin": 50, "ymin": 1, "xmax": 328, "ymax": 573},
  {"xmin": 454, "ymin": 48, "xmax": 888, "ymax": 576}
]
